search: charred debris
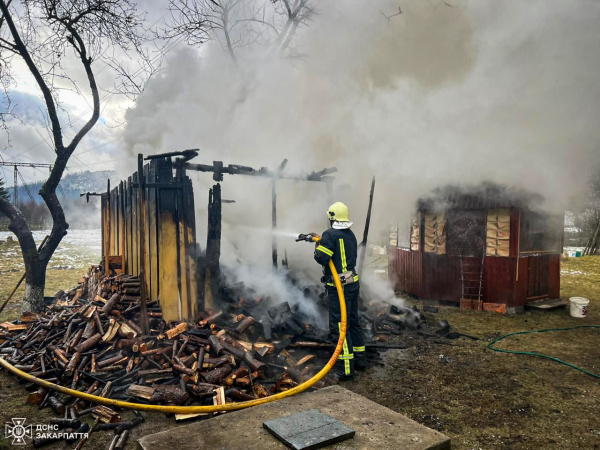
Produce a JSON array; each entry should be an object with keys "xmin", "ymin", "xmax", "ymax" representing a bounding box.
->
[{"xmin": 0, "ymin": 262, "xmax": 465, "ymax": 447}]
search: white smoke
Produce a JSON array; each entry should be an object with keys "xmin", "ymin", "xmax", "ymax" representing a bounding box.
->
[{"xmin": 120, "ymin": 0, "xmax": 600, "ymax": 300}]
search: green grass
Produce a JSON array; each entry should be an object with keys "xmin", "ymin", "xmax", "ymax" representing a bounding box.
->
[{"xmin": 348, "ymin": 255, "xmax": 600, "ymax": 449}]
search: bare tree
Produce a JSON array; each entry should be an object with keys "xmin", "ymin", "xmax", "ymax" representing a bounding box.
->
[
  {"xmin": 164, "ymin": 0, "xmax": 314, "ymax": 63},
  {"xmin": 0, "ymin": 0, "xmax": 154, "ymax": 312}
]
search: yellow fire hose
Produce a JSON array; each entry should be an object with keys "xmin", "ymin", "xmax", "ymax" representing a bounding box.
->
[{"xmin": 0, "ymin": 259, "xmax": 346, "ymax": 413}]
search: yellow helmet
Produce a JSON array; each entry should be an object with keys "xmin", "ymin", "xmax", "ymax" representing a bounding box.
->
[{"xmin": 327, "ymin": 202, "xmax": 352, "ymax": 229}]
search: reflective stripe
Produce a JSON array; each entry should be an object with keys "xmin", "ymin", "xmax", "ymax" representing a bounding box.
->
[
  {"xmin": 338, "ymin": 354, "xmax": 354, "ymax": 360},
  {"xmin": 316, "ymin": 245, "xmax": 333, "ymax": 257},
  {"xmin": 344, "ymin": 358, "xmax": 351, "ymax": 375},
  {"xmin": 353, "ymin": 275, "xmax": 359, "ymax": 282},
  {"xmin": 353, "ymin": 346, "xmax": 365, "ymax": 352},
  {"xmin": 339, "ymin": 239, "xmax": 347, "ymax": 272}
]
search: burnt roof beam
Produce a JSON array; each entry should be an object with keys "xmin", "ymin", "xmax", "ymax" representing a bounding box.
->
[{"xmin": 185, "ymin": 161, "xmax": 336, "ymax": 182}]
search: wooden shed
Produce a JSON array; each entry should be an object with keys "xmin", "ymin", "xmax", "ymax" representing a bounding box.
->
[{"xmin": 388, "ymin": 184, "xmax": 564, "ymax": 310}]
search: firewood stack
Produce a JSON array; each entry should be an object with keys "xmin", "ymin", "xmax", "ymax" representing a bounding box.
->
[{"xmin": 0, "ymin": 267, "xmax": 332, "ymax": 447}]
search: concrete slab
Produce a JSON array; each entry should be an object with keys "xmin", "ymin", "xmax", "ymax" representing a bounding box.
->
[
  {"xmin": 137, "ymin": 386, "xmax": 451, "ymax": 450},
  {"xmin": 263, "ymin": 409, "xmax": 355, "ymax": 449}
]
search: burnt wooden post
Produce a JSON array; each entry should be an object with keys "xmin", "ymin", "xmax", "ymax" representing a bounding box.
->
[
  {"xmin": 357, "ymin": 176, "xmax": 376, "ymax": 278},
  {"xmin": 105, "ymin": 179, "xmax": 110, "ymax": 275},
  {"xmin": 271, "ymin": 159, "xmax": 288, "ymax": 272},
  {"xmin": 148, "ymin": 160, "xmax": 159, "ymax": 302},
  {"xmin": 100, "ymin": 193, "xmax": 106, "ymax": 275},
  {"xmin": 272, "ymin": 178, "xmax": 277, "ymax": 270},
  {"xmin": 205, "ymin": 184, "xmax": 222, "ymax": 309},
  {"xmin": 137, "ymin": 154, "xmax": 150, "ymax": 334},
  {"xmin": 119, "ymin": 182, "xmax": 126, "ymax": 273}
]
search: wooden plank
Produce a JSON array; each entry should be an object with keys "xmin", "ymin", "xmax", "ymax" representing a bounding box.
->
[
  {"xmin": 157, "ymin": 158, "xmax": 180, "ymax": 322},
  {"xmin": 143, "ymin": 162, "xmax": 151, "ymax": 304},
  {"xmin": 148, "ymin": 160, "xmax": 159, "ymax": 302},
  {"xmin": 132, "ymin": 172, "xmax": 139, "ymax": 277},
  {"xmin": 105, "ymin": 179, "xmax": 111, "ymax": 274},
  {"xmin": 120, "ymin": 181, "xmax": 126, "ymax": 272},
  {"xmin": 127, "ymin": 177, "xmax": 133, "ymax": 275},
  {"xmin": 185, "ymin": 176, "xmax": 199, "ymax": 314},
  {"xmin": 101, "ymin": 194, "xmax": 106, "ymax": 273}
]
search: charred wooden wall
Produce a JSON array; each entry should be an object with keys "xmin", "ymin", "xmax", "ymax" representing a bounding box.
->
[{"xmin": 101, "ymin": 157, "xmax": 199, "ymax": 321}]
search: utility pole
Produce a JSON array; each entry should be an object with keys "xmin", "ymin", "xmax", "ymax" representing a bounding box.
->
[
  {"xmin": 0, "ymin": 161, "xmax": 54, "ymax": 206},
  {"xmin": 13, "ymin": 165, "xmax": 17, "ymax": 205}
]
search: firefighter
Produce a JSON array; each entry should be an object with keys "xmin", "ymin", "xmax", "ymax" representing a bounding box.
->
[{"xmin": 314, "ymin": 202, "xmax": 366, "ymax": 381}]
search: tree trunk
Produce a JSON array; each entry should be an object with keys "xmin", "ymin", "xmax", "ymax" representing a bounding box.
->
[{"xmin": 21, "ymin": 260, "xmax": 47, "ymax": 313}]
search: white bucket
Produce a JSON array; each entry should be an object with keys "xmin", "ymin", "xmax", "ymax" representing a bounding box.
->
[{"xmin": 569, "ymin": 297, "xmax": 589, "ymax": 318}]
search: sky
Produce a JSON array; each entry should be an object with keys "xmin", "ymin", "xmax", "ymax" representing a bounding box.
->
[{"xmin": 1, "ymin": 0, "xmax": 600, "ymax": 252}]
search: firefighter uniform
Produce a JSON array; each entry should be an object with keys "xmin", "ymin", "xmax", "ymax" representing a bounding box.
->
[{"xmin": 314, "ymin": 226, "xmax": 366, "ymax": 380}]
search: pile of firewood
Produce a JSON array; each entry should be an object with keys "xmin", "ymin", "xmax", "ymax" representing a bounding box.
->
[{"xmin": 0, "ymin": 266, "xmax": 334, "ymax": 448}]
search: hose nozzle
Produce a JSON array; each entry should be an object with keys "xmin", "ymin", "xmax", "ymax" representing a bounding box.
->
[{"xmin": 296, "ymin": 233, "xmax": 321, "ymax": 243}]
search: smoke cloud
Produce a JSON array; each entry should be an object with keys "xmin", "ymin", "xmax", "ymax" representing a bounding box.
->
[{"xmin": 122, "ymin": 0, "xmax": 600, "ymax": 284}]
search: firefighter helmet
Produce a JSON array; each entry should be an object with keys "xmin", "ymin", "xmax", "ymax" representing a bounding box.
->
[{"xmin": 327, "ymin": 202, "xmax": 353, "ymax": 229}]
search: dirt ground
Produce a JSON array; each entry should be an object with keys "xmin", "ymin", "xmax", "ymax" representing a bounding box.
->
[{"xmin": 0, "ymin": 246, "xmax": 599, "ymax": 449}]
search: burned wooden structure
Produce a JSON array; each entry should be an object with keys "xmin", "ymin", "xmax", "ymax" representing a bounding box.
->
[
  {"xmin": 389, "ymin": 184, "xmax": 564, "ymax": 310},
  {"xmin": 101, "ymin": 152, "xmax": 199, "ymax": 323},
  {"xmin": 100, "ymin": 151, "xmax": 335, "ymax": 322}
]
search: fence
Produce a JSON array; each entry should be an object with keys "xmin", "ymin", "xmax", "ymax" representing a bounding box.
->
[{"xmin": 101, "ymin": 156, "xmax": 199, "ymax": 322}]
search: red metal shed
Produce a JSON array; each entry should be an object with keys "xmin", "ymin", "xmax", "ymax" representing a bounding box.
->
[{"xmin": 388, "ymin": 185, "xmax": 563, "ymax": 309}]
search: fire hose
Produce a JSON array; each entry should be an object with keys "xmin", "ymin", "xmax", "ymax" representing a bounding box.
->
[{"xmin": 0, "ymin": 234, "xmax": 346, "ymax": 413}]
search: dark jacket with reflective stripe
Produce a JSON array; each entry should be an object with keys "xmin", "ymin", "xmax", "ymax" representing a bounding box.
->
[{"xmin": 314, "ymin": 228, "xmax": 358, "ymax": 278}]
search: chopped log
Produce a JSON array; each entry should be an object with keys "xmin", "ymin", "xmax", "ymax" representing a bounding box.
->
[
  {"xmin": 119, "ymin": 322, "xmax": 138, "ymax": 339},
  {"xmin": 173, "ymin": 364, "xmax": 196, "ymax": 377},
  {"xmin": 212, "ymin": 386, "xmax": 226, "ymax": 411},
  {"xmin": 81, "ymin": 320, "xmax": 97, "ymax": 340},
  {"xmin": 126, "ymin": 385, "xmax": 156, "ymax": 400},
  {"xmin": 102, "ymin": 319, "xmax": 121, "ymax": 342},
  {"xmin": 115, "ymin": 430, "xmax": 130, "ymax": 450},
  {"xmin": 199, "ymin": 310, "xmax": 222, "ymax": 327},
  {"xmin": 175, "ymin": 412, "xmax": 211, "ymax": 421},
  {"xmin": 200, "ymin": 365, "xmax": 232, "ymax": 384},
  {"xmin": 74, "ymin": 333, "xmax": 102, "ymax": 353},
  {"xmin": 295, "ymin": 354, "xmax": 315, "ymax": 366},
  {"xmin": 243, "ymin": 352, "xmax": 266, "ymax": 372},
  {"xmin": 0, "ymin": 322, "xmax": 28, "ymax": 332},
  {"xmin": 150, "ymin": 385, "xmax": 189, "ymax": 404},
  {"xmin": 65, "ymin": 352, "xmax": 81, "ymax": 377},
  {"xmin": 252, "ymin": 384, "xmax": 269, "ymax": 398},
  {"xmin": 228, "ymin": 389, "xmax": 256, "ymax": 401},
  {"xmin": 202, "ymin": 356, "xmax": 230, "ymax": 369},
  {"xmin": 234, "ymin": 316, "xmax": 255, "ymax": 333},
  {"xmin": 48, "ymin": 396, "xmax": 66, "ymax": 414},
  {"xmin": 208, "ymin": 335, "xmax": 225, "ymax": 355},
  {"xmin": 97, "ymin": 353, "xmax": 124, "ymax": 369},
  {"xmin": 27, "ymin": 387, "xmax": 48, "ymax": 405},
  {"xmin": 49, "ymin": 346, "xmax": 68, "ymax": 365},
  {"xmin": 235, "ymin": 377, "xmax": 251, "ymax": 387},
  {"xmin": 165, "ymin": 322, "xmax": 188, "ymax": 340},
  {"xmin": 92, "ymin": 406, "xmax": 121, "ymax": 423}
]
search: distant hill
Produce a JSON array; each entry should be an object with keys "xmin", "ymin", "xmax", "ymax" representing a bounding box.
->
[{"xmin": 16, "ymin": 170, "xmax": 116, "ymax": 203}]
